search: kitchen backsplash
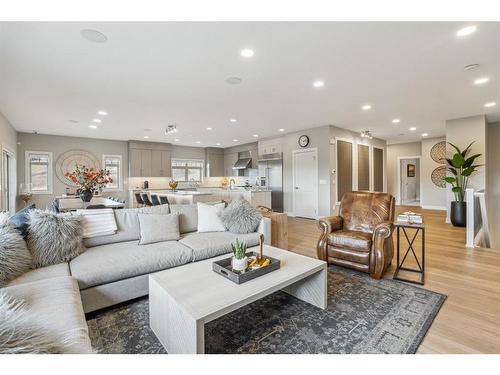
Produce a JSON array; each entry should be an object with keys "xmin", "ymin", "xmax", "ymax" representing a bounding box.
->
[{"xmin": 128, "ymin": 175, "xmax": 257, "ymax": 190}]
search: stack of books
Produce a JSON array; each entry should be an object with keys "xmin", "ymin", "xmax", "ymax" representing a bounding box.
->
[{"xmin": 397, "ymin": 211, "xmax": 423, "ymax": 224}]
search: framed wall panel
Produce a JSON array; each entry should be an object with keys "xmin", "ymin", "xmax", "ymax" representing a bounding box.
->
[
  {"xmin": 336, "ymin": 139, "xmax": 353, "ymax": 203},
  {"xmin": 373, "ymin": 146, "xmax": 384, "ymax": 192},
  {"xmin": 357, "ymin": 144, "xmax": 370, "ymax": 191}
]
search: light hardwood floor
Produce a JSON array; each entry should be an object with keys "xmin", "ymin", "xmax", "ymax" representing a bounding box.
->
[{"xmin": 287, "ymin": 206, "xmax": 500, "ymax": 353}]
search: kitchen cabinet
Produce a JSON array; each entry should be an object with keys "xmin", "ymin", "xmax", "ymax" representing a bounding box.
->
[
  {"xmin": 151, "ymin": 150, "xmax": 171, "ymax": 177},
  {"xmin": 206, "ymin": 148, "xmax": 224, "ymax": 177},
  {"xmin": 129, "ymin": 141, "xmax": 172, "ymax": 177},
  {"xmin": 258, "ymin": 138, "xmax": 283, "ymax": 155}
]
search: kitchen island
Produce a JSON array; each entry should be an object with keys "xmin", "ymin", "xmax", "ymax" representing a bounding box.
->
[{"xmin": 130, "ymin": 188, "xmax": 271, "ymax": 208}]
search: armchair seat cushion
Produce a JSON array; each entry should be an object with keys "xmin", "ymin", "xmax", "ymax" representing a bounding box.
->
[{"xmin": 328, "ymin": 230, "xmax": 372, "ymax": 251}]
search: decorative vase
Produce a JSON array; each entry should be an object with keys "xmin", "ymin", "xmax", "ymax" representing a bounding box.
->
[
  {"xmin": 450, "ymin": 201, "xmax": 466, "ymax": 227},
  {"xmin": 232, "ymin": 256, "xmax": 248, "ymax": 272},
  {"xmin": 79, "ymin": 189, "xmax": 94, "ymax": 203}
]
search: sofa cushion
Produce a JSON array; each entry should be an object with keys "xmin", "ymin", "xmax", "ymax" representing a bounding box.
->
[
  {"xmin": 1, "ymin": 276, "xmax": 92, "ymax": 353},
  {"xmin": 8, "ymin": 204, "xmax": 35, "ymax": 239},
  {"xmin": 219, "ymin": 196, "xmax": 263, "ymax": 234},
  {"xmin": 180, "ymin": 231, "xmax": 261, "ymax": 261},
  {"xmin": 197, "ymin": 202, "xmax": 226, "ymax": 233},
  {"xmin": 83, "ymin": 204, "xmax": 170, "ymax": 247},
  {"xmin": 0, "ymin": 222, "xmax": 33, "ymax": 287},
  {"xmin": 70, "ymin": 240, "xmax": 193, "ymax": 289},
  {"xmin": 8, "ymin": 263, "xmax": 70, "ymax": 287},
  {"xmin": 328, "ymin": 230, "xmax": 372, "ymax": 251},
  {"xmin": 169, "ymin": 204, "xmax": 198, "ymax": 234},
  {"xmin": 27, "ymin": 209, "xmax": 86, "ymax": 267},
  {"xmin": 138, "ymin": 213, "xmax": 180, "ymax": 245}
]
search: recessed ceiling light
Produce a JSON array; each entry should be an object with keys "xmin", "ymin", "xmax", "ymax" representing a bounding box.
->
[
  {"xmin": 216, "ymin": 143, "xmax": 221, "ymax": 146},
  {"xmin": 97, "ymin": 110, "xmax": 108, "ymax": 116},
  {"xmin": 226, "ymin": 77, "xmax": 242, "ymax": 85},
  {"xmin": 422, "ymin": 133, "xmax": 429, "ymax": 137},
  {"xmin": 392, "ymin": 118, "xmax": 401, "ymax": 124},
  {"xmin": 174, "ymin": 138, "xmax": 180, "ymax": 142},
  {"xmin": 409, "ymin": 127, "xmax": 417, "ymax": 131},
  {"xmin": 92, "ymin": 118, "xmax": 101, "ymax": 123},
  {"xmin": 233, "ymin": 139, "xmax": 239, "ymax": 142},
  {"xmin": 484, "ymin": 102, "xmax": 497, "ymax": 108},
  {"xmin": 361, "ymin": 104, "xmax": 372, "ymax": 111},
  {"xmin": 206, "ymin": 127, "xmax": 213, "ymax": 130},
  {"xmin": 240, "ymin": 49, "xmax": 254, "ymax": 58},
  {"xmin": 253, "ymin": 134, "xmax": 259, "ymax": 138},
  {"xmin": 89, "ymin": 125, "xmax": 98, "ymax": 129},
  {"xmin": 230, "ymin": 118, "xmax": 237, "ymax": 123},
  {"xmin": 313, "ymin": 80, "xmax": 325, "ymax": 88},
  {"xmin": 474, "ymin": 77, "xmax": 490, "ymax": 85},
  {"xmin": 143, "ymin": 136, "xmax": 149, "ymax": 139},
  {"xmin": 195, "ymin": 141, "xmax": 201, "ymax": 144},
  {"xmin": 279, "ymin": 128, "xmax": 285, "ymax": 132},
  {"xmin": 80, "ymin": 29, "xmax": 108, "ymax": 43},
  {"xmin": 456, "ymin": 25, "xmax": 477, "ymax": 37}
]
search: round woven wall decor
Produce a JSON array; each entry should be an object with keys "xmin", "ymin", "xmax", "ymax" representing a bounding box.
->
[
  {"xmin": 56, "ymin": 149, "xmax": 101, "ymax": 187},
  {"xmin": 430, "ymin": 141, "xmax": 446, "ymax": 164},
  {"xmin": 431, "ymin": 165, "xmax": 447, "ymax": 188}
]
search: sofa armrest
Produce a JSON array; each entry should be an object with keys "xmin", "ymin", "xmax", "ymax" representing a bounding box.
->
[
  {"xmin": 257, "ymin": 217, "xmax": 271, "ymax": 245},
  {"xmin": 372, "ymin": 221, "xmax": 393, "ymax": 242},
  {"xmin": 317, "ymin": 215, "xmax": 343, "ymax": 235}
]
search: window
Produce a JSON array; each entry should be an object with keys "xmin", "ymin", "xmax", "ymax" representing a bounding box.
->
[
  {"xmin": 171, "ymin": 159, "xmax": 204, "ymax": 182},
  {"xmin": 102, "ymin": 155, "xmax": 123, "ymax": 191},
  {"xmin": 25, "ymin": 151, "xmax": 53, "ymax": 194}
]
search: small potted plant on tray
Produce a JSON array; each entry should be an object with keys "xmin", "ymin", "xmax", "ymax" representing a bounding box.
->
[{"xmin": 231, "ymin": 238, "xmax": 248, "ymax": 272}]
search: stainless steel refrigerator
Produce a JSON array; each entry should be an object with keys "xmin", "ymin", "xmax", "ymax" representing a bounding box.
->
[{"xmin": 258, "ymin": 153, "xmax": 283, "ymax": 213}]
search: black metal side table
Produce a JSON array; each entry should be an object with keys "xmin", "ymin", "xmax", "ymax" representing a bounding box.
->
[{"xmin": 393, "ymin": 221, "xmax": 425, "ymax": 285}]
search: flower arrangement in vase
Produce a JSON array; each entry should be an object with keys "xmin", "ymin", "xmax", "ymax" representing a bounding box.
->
[{"xmin": 65, "ymin": 164, "xmax": 112, "ymax": 202}]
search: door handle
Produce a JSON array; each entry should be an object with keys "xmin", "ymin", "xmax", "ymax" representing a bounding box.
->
[{"xmin": 295, "ymin": 187, "xmax": 299, "ymax": 190}]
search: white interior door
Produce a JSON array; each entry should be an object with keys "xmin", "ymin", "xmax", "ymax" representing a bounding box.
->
[{"xmin": 293, "ymin": 149, "xmax": 318, "ymax": 219}]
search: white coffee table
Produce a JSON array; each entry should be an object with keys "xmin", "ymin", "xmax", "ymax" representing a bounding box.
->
[{"xmin": 149, "ymin": 245, "xmax": 327, "ymax": 354}]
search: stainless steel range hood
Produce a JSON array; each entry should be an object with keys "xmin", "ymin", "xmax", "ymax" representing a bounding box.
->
[{"xmin": 232, "ymin": 158, "xmax": 252, "ymax": 170}]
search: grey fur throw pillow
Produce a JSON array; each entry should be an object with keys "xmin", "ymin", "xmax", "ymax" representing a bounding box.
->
[
  {"xmin": 0, "ymin": 292, "xmax": 62, "ymax": 354},
  {"xmin": 27, "ymin": 210, "xmax": 86, "ymax": 267},
  {"xmin": 218, "ymin": 196, "xmax": 263, "ymax": 234},
  {"xmin": 0, "ymin": 221, "xmax": 33, "ymax": 287}
]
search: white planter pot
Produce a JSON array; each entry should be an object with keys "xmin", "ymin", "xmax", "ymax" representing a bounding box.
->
[{"xmin": 232, "ymin": 256, "xmax": 248, "ymax": 271}]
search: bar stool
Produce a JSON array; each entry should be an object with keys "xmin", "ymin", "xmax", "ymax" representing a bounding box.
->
[
  {"xmin": 141, "ymin": 193, "xmax": 153, "ymax": 206},
  {"xmin": 151, "ymin": 194, "xmax": 161, "ymax": 206},
  {"xmin": 159, "ymin": 195, "xmax": 169, "ymax": 205},
  {"xmin": 135, "ymin": 193, "xmax": 145, "ymax": 207}
]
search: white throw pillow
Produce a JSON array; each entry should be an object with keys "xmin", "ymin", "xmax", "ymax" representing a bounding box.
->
[
  {"xmin": 138, "ymin": 213, "xmax": 180, "ymax": 245},
  {"xmin": 197, "ymin": 202, "xmax": 226, "ymax": 233}
]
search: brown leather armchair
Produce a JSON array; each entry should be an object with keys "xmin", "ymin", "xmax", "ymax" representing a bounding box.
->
[{"xmin": 317, "ymin": 191, "xmax": 395, "ymax": 279}]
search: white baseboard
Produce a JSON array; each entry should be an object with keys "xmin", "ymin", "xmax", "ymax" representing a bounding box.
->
[
  {"xmin": 285, "ymin": 211, "xmax": 295, "ymax": 217},
  {"xmin": 421, "ymin": 205, "xmax": 447, "ymax": 211}
]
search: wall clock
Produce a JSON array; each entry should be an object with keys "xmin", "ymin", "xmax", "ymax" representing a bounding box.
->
[{"xmin": 298, "ymin": 135, "xmax": 310, "ymax": 148}]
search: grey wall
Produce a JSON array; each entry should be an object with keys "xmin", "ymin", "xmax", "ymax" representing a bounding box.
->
[
  {"xmin": 0, "ymin": 112, "xmax": 18, "ymax": 210},
  {"xmin": 17, "ymin": 132, "xmax": 129, "ymax": 209},
  {"xmin": 421, "ymin": 137, "xmax": 447, "ymax": 209},
  {"xmin": 487, "ymin": 122, "xmax": 500, "ymax": 247}
]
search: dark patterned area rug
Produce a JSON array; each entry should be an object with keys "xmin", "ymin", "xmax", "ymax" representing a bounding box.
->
[{"xmin": 87, "ymin": 266, "xmax": 446, "ymax": 354}]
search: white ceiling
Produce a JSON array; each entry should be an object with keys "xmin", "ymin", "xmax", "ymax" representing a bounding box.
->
[{"xmin": 0, "ymin": 22, "xmax": 499, "ymax": 147}]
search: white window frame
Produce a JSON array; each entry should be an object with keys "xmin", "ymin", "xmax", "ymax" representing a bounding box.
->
[
  {"xmin": 25, "ymin": 150, "xmax": 53, "ymax": 195},
  {"xmin": 102, "ymin": 154, "xmax": 123, "ymax": 192},
  {"xmin": 171, "ymin": 158, "xmax": 204, "ymax": 183}
]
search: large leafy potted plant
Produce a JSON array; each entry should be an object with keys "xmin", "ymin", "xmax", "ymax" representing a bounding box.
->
[
  {"xmin": 65, "ymin": 164, "xmax": 113, "ymax": 202},
  {"xmin": 444, "ymin": 142, "xmax": 482, "ymax": 227}
]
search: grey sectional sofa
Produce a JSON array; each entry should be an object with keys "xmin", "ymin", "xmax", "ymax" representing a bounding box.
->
[{"xmin": 2, "ymin": 203, "xmax": 271, "ymax": 353}]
